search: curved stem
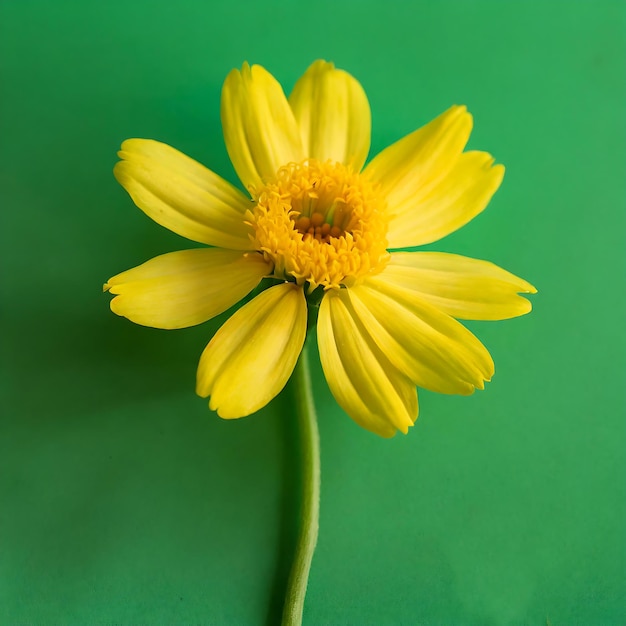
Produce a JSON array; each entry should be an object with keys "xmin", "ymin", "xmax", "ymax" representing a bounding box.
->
[{"xmin": 281, "ymin": 341, "xmax": 320, "ymax": 626}]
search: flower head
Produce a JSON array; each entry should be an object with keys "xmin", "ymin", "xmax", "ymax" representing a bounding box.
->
[{"xmin": 105, "ymin": 60, "xmax": 535, "ymax": 437}]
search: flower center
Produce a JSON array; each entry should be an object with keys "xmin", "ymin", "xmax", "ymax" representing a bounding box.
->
[{"xmin": 248, "ymin": 159, "xmax": 389, "ymax": 291}]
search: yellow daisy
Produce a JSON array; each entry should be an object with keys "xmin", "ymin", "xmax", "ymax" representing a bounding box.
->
[{"xmin": 105, "ymin": 60, "xmax": 535, "ymax": 437}]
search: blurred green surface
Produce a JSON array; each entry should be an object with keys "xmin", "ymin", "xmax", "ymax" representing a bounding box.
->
[{"xmin": 1, "ymin": 1, "xmax": 625, "ymax": 624}]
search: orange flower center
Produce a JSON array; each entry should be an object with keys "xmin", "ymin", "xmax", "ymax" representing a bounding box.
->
[{"xmin": 248, "ymin": 159, "xmax": 389, "ymax": 291}]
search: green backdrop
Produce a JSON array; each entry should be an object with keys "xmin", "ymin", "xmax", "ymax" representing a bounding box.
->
[{"xmin": 2, "ymin": 1, "xmax": 624, "ymax": 624}]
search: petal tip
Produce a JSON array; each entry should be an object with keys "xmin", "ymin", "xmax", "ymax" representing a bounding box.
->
[
  {"xmin": 212, "ymin": 397, "xmax": 253, "ymax": 420},
  {"xmin": 310, "ymin": 58, "xmax": 332, "ymax": 69},
  {"xmin": 109, "ymin": 296, "xmax": 124, "ymax": 317},
  {"xmin": 249, "ymin": 62, "xmax": 273, "ymax": 81},
  {"xmin": 517, "ymin": 297, "xmax": 534, "ymax": 316},
  {"xmin": 112, "ymin": 160, "xmax": 127, "ymax": 182},
  {"xmin": 117, "ymin": 138, "xmax": 133, "ymax": 156},
  {"xmin": 492, "ymin": 162, "xmax": 506, "ymax": 178},
  {"xmin": 196, "ymin": 381, "xmax": 209, "ymax": 399},
  {"xmin": 235, "ymin": 61, "xmax": 253, "ymax": 78},
  {"xmin": 397, "ymin": 420, "xmax": 415, "ymax": 436},
  {"xmin": 214, "ymin": 404, "xmax": 235, "ymax": 419},
  {"xmin": 451, "ymin": 104, "xmax": 473, "ymax": 129}
]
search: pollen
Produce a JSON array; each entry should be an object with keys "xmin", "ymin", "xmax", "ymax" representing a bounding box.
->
[{"xmin": 248, "ymin": 159, "xmax": 390, "ymax": 291}]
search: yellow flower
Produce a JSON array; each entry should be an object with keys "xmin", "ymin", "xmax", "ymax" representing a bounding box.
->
[{"xmin": 105, "ymin": 60, "xmax": 535, "ymax": 437}]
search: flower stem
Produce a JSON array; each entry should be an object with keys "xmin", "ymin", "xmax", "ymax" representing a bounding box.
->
[{"xmin": 282, "ymin": 341, "xmax": 320, "ymax": 626}]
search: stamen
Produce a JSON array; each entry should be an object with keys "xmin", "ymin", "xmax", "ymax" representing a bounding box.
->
[
  {"xmin": 310, "ymin": 212, "xmax": 324, "ymax": 228},
  {"xmin": 249, "ymin": 159, "xmax": 389, "ymax": 290}
]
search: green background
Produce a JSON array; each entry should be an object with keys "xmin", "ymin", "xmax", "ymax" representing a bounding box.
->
[{"xmin": 2, "ymin": 1, "xmax": 624, "ymax": 624}]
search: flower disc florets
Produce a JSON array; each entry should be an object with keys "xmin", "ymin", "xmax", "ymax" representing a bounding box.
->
[{"xmin": 248, "ymin": 159, "xmax": 389, "ymax": 291}]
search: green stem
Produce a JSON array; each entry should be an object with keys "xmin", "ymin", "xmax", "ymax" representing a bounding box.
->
[{"xmin": 281, "ymin": 341, "xmax": 320, "ymax": 626}]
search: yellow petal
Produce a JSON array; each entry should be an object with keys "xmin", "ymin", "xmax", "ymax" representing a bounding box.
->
[
  {"xmin": 105, "ymin": 249, "xmax": 270, "ymax": 329},
  {"xmin": 196, "ymin": 283, "xmax": 307, "ymax": 418},
  {"xmin": 364, "ymin": 104, "xmax": 471, "ymax": 219},
  {"xmin": 383, "ymin": 252, "xmax": 537, "ymax": 320},
  {"xmin": 317, "ymin": 289, "xmax": 418, "ymax": 437},
  {"xmin": 289, "ymin": 60, "xmax": 371, "ymax": 170},
  {"xmin": 385, "ymin": 151, "xmax": 505, "ymax": 248},
  {"xmin": 350, "ymin": 279, "xmax": 495, "ymax": 395},
  {"xmin": 114, "ymin": 139, "xmax": 253, "ymax": 249},
  {"xmin": 221, "ymin": 63, "xmax": 304, "ymax": 191}
]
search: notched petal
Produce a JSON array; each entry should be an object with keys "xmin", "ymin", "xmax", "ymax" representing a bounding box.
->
[
  {"xmin": 352, "ymin": 279, "xmax": 495, "ymax": 395},
  {"xmin": 317, "ymin": 289, "xmax": 418, "ymax": 437},
  {"xmin": 221, "ymin": 63, "xmax": 304, "ymax": 190},
  {"xmin": 289, "ymin": 59, "xmax": 371, "ymax": 170},
  {"xmin": 383, "ymin": 252, "xmax": 536, "ymax": 320},
  {"xmin": 115, "ymin": 139, "xmax": 253, "ymax": 248},
  {"xmin": 196, "ymin": 283, "xmax": 307, "ymax": 418},
  {"xmin": 106, "ymin": 249, "xmax": 270, "ymax": 329}
]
